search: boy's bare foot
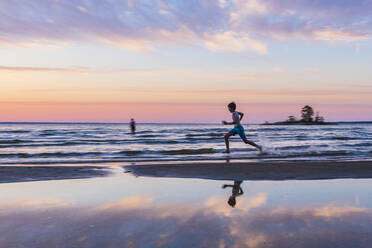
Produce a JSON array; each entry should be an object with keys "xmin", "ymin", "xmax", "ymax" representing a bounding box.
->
[
  {"xmin": 258, "ymin": 146, "xmax": 269, "ymax": 155},
  {"xmin": 257, "ymin": 146, "xmax": 263, "ymax": 153}
]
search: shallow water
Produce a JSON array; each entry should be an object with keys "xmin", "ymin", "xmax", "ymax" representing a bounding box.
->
[
  {"xmin": 0, "ymin": 122, "xmax": 372, "ymax": 164},
  {"xmin": 1, "ymin": 167, "xmax": 372, "ymax": 247}
]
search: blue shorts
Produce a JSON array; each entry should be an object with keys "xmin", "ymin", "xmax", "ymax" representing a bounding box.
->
[{"xmin": 229, "ymin": 125, "xmax": 246, "ymax": 139}]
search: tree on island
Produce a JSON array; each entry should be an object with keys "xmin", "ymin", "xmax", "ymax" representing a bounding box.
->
[
  {"xmin": 301, "ymin": 105, "xmax": 314, "ymax": 122},
  {"xmin": 287, "ymin": 115, "xmax": 297, "ymax": 122},
  {"xmin": 264, "ymin": 105, "xmax": 327, "ymax": 125},
  {"xmin": 315, "ymin": 111, "xmax": 324, "ymax": 123}
]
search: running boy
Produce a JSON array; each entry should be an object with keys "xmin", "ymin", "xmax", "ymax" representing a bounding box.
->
[{"xmin": 222, "ymin": 102, "xmax": 262, "ymax": 153}]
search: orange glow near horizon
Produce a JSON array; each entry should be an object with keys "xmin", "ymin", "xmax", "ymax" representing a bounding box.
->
[
  {"xmin": 1, "ymin": 62, "xmax": 372, "ymax": 123},
  {"xmin": 1, "ymin": 101, "xmax": 371, "ymax": 123}
]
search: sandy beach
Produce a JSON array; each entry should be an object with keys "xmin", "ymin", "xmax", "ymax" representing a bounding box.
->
[
  {"xmin": 125, "ymin": 160, "xmax": 372, "ymax": 180},
  {"xmin": 0, "ymin": 166, "xmax": 111, "ymax": 183}
]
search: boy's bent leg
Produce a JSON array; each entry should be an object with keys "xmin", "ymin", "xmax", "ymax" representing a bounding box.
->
[
  {"xmin": 224, "ymin": 132, "xmax": 234, "ymax": 153},
  {"xmin": 242, "ymin": 137, "xmax": 262, "ymax": 152}
]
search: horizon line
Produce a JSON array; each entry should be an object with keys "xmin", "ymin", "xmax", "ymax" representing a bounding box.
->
[{"xmin": 1, "ymin": 121, "xmax": 372, "ymax": 125}]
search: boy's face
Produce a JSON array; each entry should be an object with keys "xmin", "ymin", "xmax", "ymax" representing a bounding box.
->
[{"xmin": 228, "ymin": 107, "xmax": 234, "ymax": 113}]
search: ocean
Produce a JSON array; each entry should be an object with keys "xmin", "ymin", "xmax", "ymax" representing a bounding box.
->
[{"xmin": 0, "ymin": 122, "xmax": 371, "ymax": 165}]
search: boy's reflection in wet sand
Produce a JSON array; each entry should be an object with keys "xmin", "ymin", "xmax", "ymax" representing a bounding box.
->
[{"xmin": 222, "ymin": 180, "xmax": 244, "ymax": 207}]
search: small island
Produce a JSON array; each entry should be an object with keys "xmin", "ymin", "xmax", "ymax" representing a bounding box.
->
[{"xmin": 263, "ymin": 105, "xmax": 334, "ymax": 125}]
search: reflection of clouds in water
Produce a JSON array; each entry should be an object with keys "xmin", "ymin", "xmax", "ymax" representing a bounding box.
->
[
  {"xmin": 314, "ymin": 205, "xmax": 367, "ymax": 218},
  {"xmin": 97, "ymin": 195, "xmax": 154, "ymax": 211},
  {"xmin": 1, "ymin": 195, "xmax": 372, "ymax": 247},
  {"xmin": 0, "ymin": 198, "xmax": 68, "ymax": 212}
]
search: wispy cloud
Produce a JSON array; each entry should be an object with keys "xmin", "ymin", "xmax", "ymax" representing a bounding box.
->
[
  {"xmin": 1, "ymin": 0, "xmax": 371, "ymax": 54},
  {"xmin": 0, "ymin": 65, "xmax": 88, "ymax": 73},
  {"xmin": 230, "ymin": 0, "xmax": 372, "ymax": 42},
  {"xmin": 12, "ymin": 88, "xmax": 372, "ymax": 99},
  {"xmin": 204, "ymin": 31, "xmax": 267, "ymax": 54},
  {"xmin": 342, "ymin": 84, "xmax": 372, "ymax": 89},
  {"xmin": 0, "ymin": 65, "xmax": 155, "ymax": 74}
]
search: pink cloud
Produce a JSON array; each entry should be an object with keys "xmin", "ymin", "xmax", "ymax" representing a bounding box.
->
[{"xmin": 1, "ymin": 0, "xmax": 371, "ymax": 54}]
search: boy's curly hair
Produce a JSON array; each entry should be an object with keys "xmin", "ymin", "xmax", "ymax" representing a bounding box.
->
[{"xmin": 228, "ymin": 102, "xmax": 236, "ymax": 111}]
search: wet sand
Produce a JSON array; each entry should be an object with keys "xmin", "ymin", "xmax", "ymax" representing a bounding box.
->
[
  {"xmin": 0, "ymin": 166, "xmax": 111, "ymax": 183},
  {"xmin": 3, "ymin": 160, "xmax": 372, "ymax": 184},
  {"xmin": 125, "ymin": 160, "xmax": 372, "ymax": 180}
]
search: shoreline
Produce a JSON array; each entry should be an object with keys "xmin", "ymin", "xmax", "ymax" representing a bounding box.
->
[
  {"xmin": 0, "ymin": 166, "xmax": 112, "ymax": 184},
  {"xmin": 124, "ymin": 160, "xmax": 372, "ymax": 181},
  {"xmin": 3, "ymin": 160, "xmax": 372, "ymax": 183}
]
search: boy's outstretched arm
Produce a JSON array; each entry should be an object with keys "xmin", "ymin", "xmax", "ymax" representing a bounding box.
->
[
  {"xmin": 222, "ymin": 120, "xmax": 236, "ymax": 125},
  {"xmin": 238, "ymin": 112, "xmax": 244, "ymax": 121}
]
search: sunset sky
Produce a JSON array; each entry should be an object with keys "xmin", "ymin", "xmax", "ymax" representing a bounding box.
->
[{"xmin": 1, "ymin": 0, "xmax": 372, "ymax": 123}]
